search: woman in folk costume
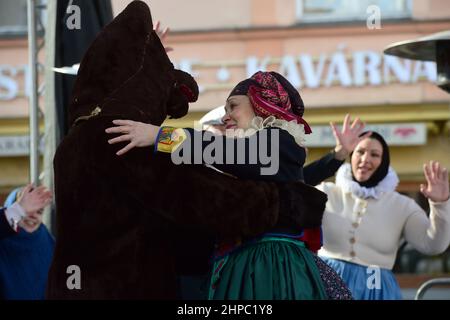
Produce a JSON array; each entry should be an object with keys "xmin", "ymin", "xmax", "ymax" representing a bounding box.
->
[
  {"xmin": 106, "ymin": 70, "xmax": 356, "ymax": 299},
  {"xmin": 317, "ymin": 131, "xmax": 450, "ymax": 299}
]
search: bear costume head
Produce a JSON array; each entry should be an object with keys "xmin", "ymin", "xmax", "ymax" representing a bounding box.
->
[{"xmin": 67, "ymin": 1, "xmax": 198, "ymax": 128}]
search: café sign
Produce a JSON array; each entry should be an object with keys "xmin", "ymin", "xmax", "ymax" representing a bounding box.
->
[
  {"xmin": 0, "ymin": 45, "xmax": 437, "ymax": 100},
  {"xmin": 175, "ymin": 46, "xmax": 436, "ymax": 92},
  {"xmin": 0, "ymin": 135, "xmax": 44, "ymax": 156},
  {"xmin": 306, "ymin": 123, "xmax": 427, "ymax": 147}
]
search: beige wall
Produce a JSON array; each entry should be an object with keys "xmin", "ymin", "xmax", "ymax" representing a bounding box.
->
[
  {"xmin": 161, "ymin": 22, "xmax": 450, "ymax": 112},
  {"xmin": 112, "ymin": 0, "xmax": 450, "ymax": 31},
  {"xmin": 111, "ymin": 0, "xmax": 253, "ymax": 30},
  {"xmin": 111, "ymin": 0, "xmax": 298, "ymax": 29},
  {"xmin": 413, "ymin": 0, "xmax": 450, "ymax": 20}
]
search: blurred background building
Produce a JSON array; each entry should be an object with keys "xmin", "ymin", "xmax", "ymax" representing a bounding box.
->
[{"xmin": 0, "ymin": 0, "xmax": 449, "ymax": 297}]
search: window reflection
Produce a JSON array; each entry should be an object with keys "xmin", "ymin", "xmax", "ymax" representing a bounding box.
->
[{"xmin": 297, "ymin": 0, "xmax": 412, "ymax": 22}]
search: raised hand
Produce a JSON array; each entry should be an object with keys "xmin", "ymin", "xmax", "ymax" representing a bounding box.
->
[
  {"xmin": 330, "ymin": 114, "xmax": 371, "ymax": 161},
  {"xmin": 106, "ymin": 120, "xmax": 160, "ymax": 156},
  {"xmin": 18, "ymin": 184, "xmax": 52, "ymax": 215},
  {"xmin": 420, "ymin": 161, "xmax": 449, "ymax": 202},
  {"xmin": 153, "ymin": 20, "xmax": 173, "ymax": 53}
]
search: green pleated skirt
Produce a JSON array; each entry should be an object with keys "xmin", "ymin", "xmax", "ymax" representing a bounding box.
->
[{"xmin": 208, "ymin": 236, "xmax": 328, "ymax": 300}]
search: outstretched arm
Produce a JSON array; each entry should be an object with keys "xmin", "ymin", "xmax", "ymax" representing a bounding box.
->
[
  {"xmin": 99, "ymin": 123, "xmax": 280, "ymax": 239},
  {"xmin": 303, "ymin": 152, "xmax": 343, "ymax": 186},
  {"xmin": 404, "ymin": 161, "xmax": 450, "ymax": 255},
  {"xmin": 106, "ymin": 121, "xmax": 306, "ymax": 182}
]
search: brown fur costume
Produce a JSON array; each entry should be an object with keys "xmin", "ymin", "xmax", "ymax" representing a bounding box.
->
[
  {"xmin": 47, "ymin": 1, "xmax": 326, "ymax": 299},
  {"xmin": 48, "ymin": 1, "xmax": 277, "ymax": 299}
]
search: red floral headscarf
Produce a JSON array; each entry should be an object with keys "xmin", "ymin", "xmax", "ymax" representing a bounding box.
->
[{"xmin": 228, "ymin": 71, "xmax": 312, "ymax": 134}]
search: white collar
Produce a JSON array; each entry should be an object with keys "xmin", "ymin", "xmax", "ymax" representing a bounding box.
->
[
  {"xmin": 223, "ymin": 116, "xmax": 306, "ymax": 147},
  {"xmin": 335, "ymin": 163, "xmax": 399, "ymax": 199},
  {"xmin": 250, "ymin": 116, "xmax": 306, "ymax": 147}
]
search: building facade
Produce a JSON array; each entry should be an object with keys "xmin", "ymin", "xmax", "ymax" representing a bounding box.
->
[
  {"xmin": 0, "ymin": 0, "xmax": 449, "ymax": 281},
  {"xmin": 111, "ymin": 0, "xmax": 450, "ymax": 190}
]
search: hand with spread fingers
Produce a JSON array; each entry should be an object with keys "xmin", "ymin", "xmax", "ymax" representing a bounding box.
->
[
  {"xmin": 153, "ymin": 20, "xmax": 173, "ymax": 53},
  {"xmin": 330, "ymin": 114, "xmax": 372, "ymax": 161},
  {"xmin": 420, "ymin": 161, "xmax": 449, "ymax": 203},
  {"xmin": 17, "ymin": 184, "xmax": 52, "ymax": 233},
  {"xmin": 106, "ymin": 120, "xmax": 161, "ymax": 156},
  {"xmin": 18, "ymin": 184, "xmax": 52, "ymax": 216}
]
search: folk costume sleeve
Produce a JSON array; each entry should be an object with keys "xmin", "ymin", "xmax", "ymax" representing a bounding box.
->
[
  {"xmin": 303, "ymin": 151, "xmax": 344, "ymax": 186},
  {"xmin": 155, "ymin": 126, "xmax": 306, "ymax": 183},
  {"xmin": 403, "ymin": 197, "xmax": 450, "ymax": 255}
]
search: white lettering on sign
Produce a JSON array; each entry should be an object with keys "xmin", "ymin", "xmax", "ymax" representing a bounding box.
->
[
  {"xmin": 325, "ymin": 44, "xmax": 353, "ymax": 87},
  {"xmin": 279, "ymin": 56, "xmax": 302, "ymax": 88},
  {"xmin": 0, "ymin": 65, "xmax": 20, "ymax": 100},
  {"xmin": 0, "ymin": 64, "xmax": 42, "ymax": 101},
  {"xmin": 299, "ymin": 54, "xmax": 327, "ymax": 89},
  {"xmin": 384, "ymin": 55, "xmax": 411, "ymax": 84},
  {"xmin": 0, "ymin": 135, "xmax": 44, "ymax": 156},
  {"xmin": 246, "ymin": 56, "xmax": 270, "ymax": 76},
  {"xmin": 174, "ymin": 45, "xmax": 437, "ymax": 91},
  {"xmin": 353, "ymin": 51, "xmax": 382, "ymax": 86},
  {"xmin": 1, "ymin": 47, "xmax": 438, "ymax": 101}
]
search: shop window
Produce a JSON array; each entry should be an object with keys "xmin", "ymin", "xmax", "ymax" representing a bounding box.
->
[
  {"xmin": 295, "ymin": 0, "xmax": 412, "ymax": 23},
  {"xmin": 0, "ymin": 0, "xmax": 45, "ymax": 37}
]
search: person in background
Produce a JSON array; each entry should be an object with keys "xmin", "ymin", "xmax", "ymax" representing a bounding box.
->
[
  {"xmin": 0, "ymin": 185, "xmax": 54, "ymax": 300},
  {"xmin": 0, "ymin": 184, "xmax": 51, "ymax": 239},
  {"xmin": 317, "ymin": 131, "xmax": 450, "ymax": 299}
]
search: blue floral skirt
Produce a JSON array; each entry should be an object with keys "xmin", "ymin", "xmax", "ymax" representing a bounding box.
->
[{"xmin": 320, "ymin": 257, "xmax": 402, "ymax": 300}]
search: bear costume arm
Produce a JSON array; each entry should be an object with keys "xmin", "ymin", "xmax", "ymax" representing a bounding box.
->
[{"xmin": 91, "ymin": 122, "xmax": 280, "ymax": 240}]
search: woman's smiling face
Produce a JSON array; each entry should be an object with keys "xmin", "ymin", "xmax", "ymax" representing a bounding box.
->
[
  {"xmin": 351, "ymin": 138, "xmax": 383, "ymax": 182},
  {"xmin": 221, "ymin": 95, "xmax": 255, "ymax": 130}
]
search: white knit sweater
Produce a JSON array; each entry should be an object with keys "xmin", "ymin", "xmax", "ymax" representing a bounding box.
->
[{"xmin": 317, "ymin": 164, "xmax": 450, "ymax": 270}]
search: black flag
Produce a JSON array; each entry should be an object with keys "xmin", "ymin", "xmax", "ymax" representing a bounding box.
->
[{"xmin": 54, "ymin": 0, "xmax": 113, "ymax": 140}]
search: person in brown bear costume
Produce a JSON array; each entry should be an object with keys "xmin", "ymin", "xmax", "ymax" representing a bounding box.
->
[{"xmin": 46, "ymin": 1, "xmax": 328, "ymax": 299}]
